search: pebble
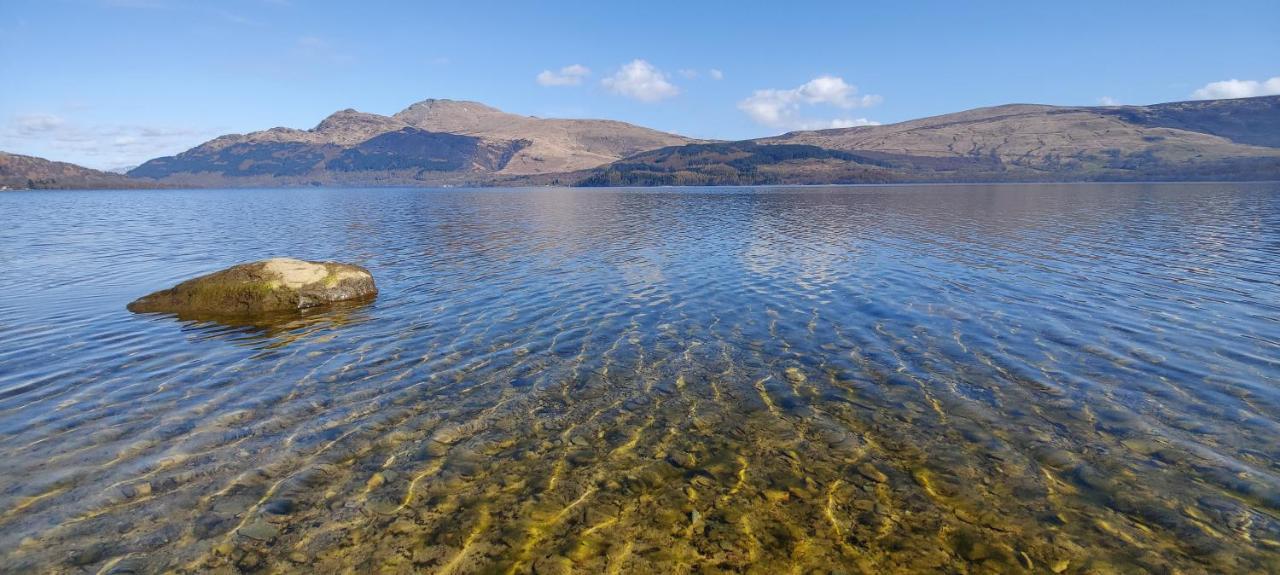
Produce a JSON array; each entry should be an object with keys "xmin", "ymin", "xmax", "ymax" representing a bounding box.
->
[
  {"xmin": 764, "ymin": 489, "xmax": 790, "ymax": 503},
  {"xmin": 667, "ymin": 450, "xmax": 697, "ymax": 469},
  {"xmin": 264, "ymin": 499, "xmax": 295, "ymax": 515},
  {"xmin": 857, "ymin": 463, "xmax": 888, "ymax": 483},
  {"xmin": 237, "ymin": 520, "xmax": 279, "ymax": 542}
]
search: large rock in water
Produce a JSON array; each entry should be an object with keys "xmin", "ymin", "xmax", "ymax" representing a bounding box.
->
[{"xmin": 127, "ymin": 258, "xmax": 377, "ymax": 316}]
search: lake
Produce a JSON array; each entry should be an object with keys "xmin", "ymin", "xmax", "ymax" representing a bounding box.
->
[{"xmin": 0, "ymin": 183, "xmax": 1278, "ymax": 574}]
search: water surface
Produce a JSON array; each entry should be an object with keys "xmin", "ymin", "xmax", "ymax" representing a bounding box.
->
[{"xmin": 1, "ymin": 184, "xmax": 1278, "ymax": 574}]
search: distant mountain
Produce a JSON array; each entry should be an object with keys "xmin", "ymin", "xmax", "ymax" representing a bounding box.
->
[
  {"xmin": 392, "ymin": 100, "xmax": 697, "ymax": 174},
  {"xmin": 580, "ymin": 96, "xmax": 1280, "ymax": 186},
  {"xmin": 13, "ymin": 96, "xmax": 1280, "ymax": 189},
  {"xmin": 0, "ymin": 152, "xmax": 157, "ymax": 190},
  {"xmin": 128, "ymin": 99, "xmax": 696, "ymax": 186}
]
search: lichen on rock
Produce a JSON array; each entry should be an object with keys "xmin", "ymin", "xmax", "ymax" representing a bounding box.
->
[{"xmin": 127, "ymin": 258, "xmax": 377, "ymax": 316}]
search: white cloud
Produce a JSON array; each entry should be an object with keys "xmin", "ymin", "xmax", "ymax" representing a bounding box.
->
[
  {"xmin": 797, "ymin": 118, "xmax": 880, "ymax": 130},
  {"xmin": 536, "ymin": 64, "xmax": 591, "ymax": 87},
  {"xmin": 1191, "ymin": 76, "xmax": 1280, "ymax": 100},
  {"xmin": 738, "ymin": 75, "xmax": 881, "ymax": 130},
  {"xmin": 602, "ymin": 59, "xmax": 680, "ymax": 102},
  {"xmin": 1, "ymin": 113, "xmax": 213, "ymax": 170},
  {"xmin": 13, "ymin": 113, "xmax": 67, "ymax": 134},
  {"xmin": 1097, "ymin": 96, "xmax": 1120, "ymax": 106},
  {"xmin": 678, "ymin": 68, "xmax": 724, "ymax": 81}
]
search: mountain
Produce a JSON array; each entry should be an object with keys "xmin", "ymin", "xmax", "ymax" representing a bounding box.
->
[
  {"xmin": 15, "ymin": 96, "xmax": 1280, "ymax": 189},
  {"xmin": 580, "ymin": 96, "xmax": 1280, "ymax": 186},
  {"xmin": 128, "ymin": 99, "xmax": 696, "ymax": 186},
  {"xmin": 392, "ymin": 100, "xmax": 696, "ymax": 174},
  {"xmin": 0, "ymin": 152, "xmax": 157, "ymax": 190}
]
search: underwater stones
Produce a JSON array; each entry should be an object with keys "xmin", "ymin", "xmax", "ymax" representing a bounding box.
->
[
  {"xmin": 127, "ymin": 258, "xmax": 376, "ymax": 316},
  {"xmin": 424, "ymin": 439, "xmax": 451, "ymax": 457},
  {"xmin": 263, "ymin": 499, "xmax": 295, "ymax": 515},
  {"xmin": 66, "ymin": 542, "xmax": 110, "ymax": 566},
  {"xmin": 194, "ymin": 514, "xmax": 235, "ymax": 540},
  {"xmin": 365, "ymin": 497, "xmax": 402, "ymax": 516},
  {"xmin": 237, "ymin": 519, "xmax": 279, "ymax": 542},
  {"xmin": 1120, "ymin": 438, "xmax": 1160, "ymax": 455},
  {"xmin": 857, "ymin": 463, "xmax": 888, "ymax": 483},
  {"xmin": 1033, "ymin": 447, "xmax": 1079, "ymax": 471},
  {"xmin": 667, "ymin": 449, "xmax": 697, "ymax": 470}
]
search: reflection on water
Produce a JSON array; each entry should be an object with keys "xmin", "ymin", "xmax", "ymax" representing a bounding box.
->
[
  {"xmin": 141, "ymin": 299, "xmax": 378, "ymax": 350},
  {"xmin": 0, "ymin": 184, "xmax": 1278, "ymax": 574}
]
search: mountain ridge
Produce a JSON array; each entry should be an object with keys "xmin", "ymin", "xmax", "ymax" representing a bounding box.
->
[
  {"xmin": 582, "ymin": 95, "xmax": 1280, "ymax": 186},
  {"xmin": 7, "ymin": 95, "xmax": 1279, "ymax": 189},
  {"xmin": 126, "ymin": 98, "xmax": 697, "ymax": 186}
]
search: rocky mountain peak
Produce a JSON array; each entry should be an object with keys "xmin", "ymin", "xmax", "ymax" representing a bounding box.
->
[
  {"xmin": 392, "ymin": 99, "xmax": 511, "ymax": 133},
  {"xmin": 312, "ymin": 109, "xmax": 408, "ymax": 145}
]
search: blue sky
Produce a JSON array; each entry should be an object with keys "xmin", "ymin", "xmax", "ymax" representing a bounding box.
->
[{"xmin": 2, "ymin": 0, "xmax": 1277, "ymax": 169}]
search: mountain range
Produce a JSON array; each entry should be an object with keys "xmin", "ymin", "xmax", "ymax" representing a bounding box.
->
[
  {"xmin": 4, "ymin": 95, "xmax": 1279, "ymax": 190},
  {"xmin": 125, "ymin": 99, "xmax": 695, "ymax": 187},
  {"xmin": 583, "ymin": 97, "xmax": 1280, "ymax": 185}
]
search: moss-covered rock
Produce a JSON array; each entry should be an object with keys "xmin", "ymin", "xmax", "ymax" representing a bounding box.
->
[{"xmin": 127, "ymin": 258, "xmax": 377, "ymax": 316}]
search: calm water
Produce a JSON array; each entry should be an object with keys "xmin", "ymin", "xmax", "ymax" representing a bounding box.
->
[{"xmin": 1, "ymin": 184, "xmax": 1278, "ymax": 574}]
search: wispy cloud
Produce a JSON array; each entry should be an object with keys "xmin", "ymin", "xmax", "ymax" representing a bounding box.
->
[
  {"xmin": 1, "ymin": 113, "xmax": 213, "ymax": 170},
  {"xmin": 293, "ymin": 36, "xmax": 355, "ymax": 66},
  {"xmin": 536, "ymin": 64, "xmax": 591, "ymax": 87},
  {"xmin": 101, "ymin": 0, "xmax": 260, "ymax": 26},
  {"xmin": 100, "ymin": 0, "xmax": 172, "ymax": 8},
  {"xmin": 602, "ymin": 60, "xmax": 680, "ymax": 102},
  {"xmin": 739, "ymin": 75, "xmax": 881, "ymax": 131},
  {"xmin": 677, "ymin": 68, "xmax": 724, "ymax": 81},
  {"xmin": 1191, "ymin": 76, "xmax": 1280, "ymax": 100},
  {"xmin": 213, "ymin": 9, "xmax": 263, "ymax": 27},
  {"xmin": 12, "ymin": 113, "xmax": 67, "ymax": 135},
  {"xmin": 1097, "ymin": 96, "xmax": 1121, "ymax": 106}
]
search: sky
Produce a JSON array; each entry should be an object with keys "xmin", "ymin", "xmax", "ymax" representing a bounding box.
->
[{"xmin": 1, "ymin": 0, "xmax": 1278, "ymax": 170}]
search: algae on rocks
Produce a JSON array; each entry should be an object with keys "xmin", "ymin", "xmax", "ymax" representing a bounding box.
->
[{"xmin": 127, "ymin": 258, "xmax": 377, "ymax": 316}]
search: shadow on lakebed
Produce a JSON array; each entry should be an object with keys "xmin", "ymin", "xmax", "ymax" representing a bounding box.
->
[{"xmin": 127, "ymin": 257, "xmax": 378, "ymax": 346}]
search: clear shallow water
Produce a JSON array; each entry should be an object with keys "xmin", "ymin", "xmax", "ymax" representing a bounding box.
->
[{"xmin": 0, "ymin": 183, "xmax": 1278, "ymax": 574}]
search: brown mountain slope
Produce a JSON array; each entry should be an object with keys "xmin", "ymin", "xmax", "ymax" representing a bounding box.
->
[
  {"xmin": 129, "ymin": 99, "xmax": 696, "ymax": 185},
  {"xmin": 0, "ymin": 152, "xmax": 156, "ymax": 190},
  {"xmin": 392, "ymin": 99, "xmax": 698, "ymax": 174},
  {"xmin": 762, "ymin": 97, "xmax": 1280, "ymax": 174},
  {"xmin": 580, "ymin": 96, "xmax": 1280, "ymax": 186}
]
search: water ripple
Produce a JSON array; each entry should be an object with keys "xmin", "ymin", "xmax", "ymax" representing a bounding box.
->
[{"xmin": 0, "ymin": 184, "xmax": 1278, "ymax": 573}]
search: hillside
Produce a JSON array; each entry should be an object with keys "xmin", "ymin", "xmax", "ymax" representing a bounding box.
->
[
  {"xmin": 580, "ymin": 96, "xmax": 1280, "ymax": 186},
  {"xmin": 393, "ymin": 100, "xmax": 697, "ymax": 174},
  {"xmin": 128, "ymin": 99, "xmax": 695, "ymax": 186},
  {"xmin": 0, "ymin": 152, "xmax": 157, "ymax": 190}
]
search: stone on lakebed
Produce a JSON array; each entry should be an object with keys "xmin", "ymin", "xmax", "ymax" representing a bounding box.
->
[{"xmin": 127, "ymin": 258, "xmax": 377, "ymax": 316}]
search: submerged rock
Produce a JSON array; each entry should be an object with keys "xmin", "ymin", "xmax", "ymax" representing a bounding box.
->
[{"xmin": 127, "ymin": 258, "xmax": 376, "ymax": 316}]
